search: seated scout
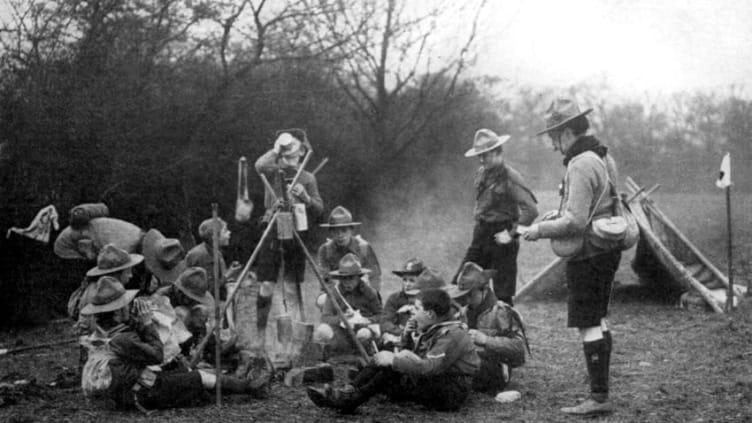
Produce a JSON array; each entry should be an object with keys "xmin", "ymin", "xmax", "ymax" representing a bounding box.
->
[
  {"xmin": 312, "ymin": 253, "xmax": 382, "ymax": 356},
  {"xmin": 446, "ymin": 262, "xmax": 529, "ymax": 394},
  {"xmin": 79, "ymin": 276, "xmax": 269, "ymax": 411},
  {"xmin": 307, "ymin": 288, "xmax": 480, "ymax": 413}
]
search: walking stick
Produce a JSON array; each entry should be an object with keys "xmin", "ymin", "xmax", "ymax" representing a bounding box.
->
[
  {"xmin": 189, "ymin": 211, "xmax": 280, "ymax": 368},
  {"xmin": 211, "ymin": 204, "xmax": 222, "ymax": 406}
]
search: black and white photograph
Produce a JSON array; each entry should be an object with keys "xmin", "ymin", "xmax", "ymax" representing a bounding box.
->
[{"xmin": 0, "ymin": 0, "xmax": 750, "ymax": 421}]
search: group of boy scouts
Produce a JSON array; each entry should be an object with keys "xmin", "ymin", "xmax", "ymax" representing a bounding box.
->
[{"xmin": 59, "ymin": 96, "xmax": 619, "ymax": 417}]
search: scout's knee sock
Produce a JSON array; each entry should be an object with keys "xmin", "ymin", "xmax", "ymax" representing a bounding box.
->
[
  {"xmin": 583, "ymin": 339, "xmax": 609, "ymax": 402},
  {"xmin": 602, "ymin": 330, "xmax": 612, "ymax": 398},
  {"xmin": 603, "ymin": 330, "xmax": 612, "ymax": 373}
]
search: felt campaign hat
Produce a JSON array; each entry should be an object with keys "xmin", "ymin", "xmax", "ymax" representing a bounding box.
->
[
  {"xmin": 174, "ymin": 267, "xmax": 215, "ymax": 306},
  {"xmin": 142, "ymin": 229, "xmax": 186, "ymax": 284},
  {"xmin": 80, "ymin": 276, "xmax": 139, "ymax": 315},
  {"xmin": 392, "ymin": 258, "xmax": 426, "ymax": 277},
  {"xmin": 464, "ymin": 129, "xmax": 511, "ymax": 157},
  {"xmin": 445, "ymin": 262, "xmax": 497, "ymax": 299},
  {"xmin": 536, "ymin": 97, "xmax": 593, "ymax": 136},
  {"xmin": 405, "ymin": 268, "xmax": 446, "ymax": 296},
  {"xmin": 86, "ymin": 243, "xmax": 143, "ymax": 277},
  {"xmin": 329, "ymin": 253, "xmax": 371, "ymax": 279},
  {"xmin": 320, "ymin": 206, "xmax": 361, "ymax": 228}
]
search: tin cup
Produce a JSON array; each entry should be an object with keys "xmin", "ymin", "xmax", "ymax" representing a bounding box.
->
[
  {"xmin": 276, "ymin": 211, "xmax": 294, "ymax": 240},
  {"xmin": 293, "ymin": 203, "xmax": 308, "ymax": 231}
]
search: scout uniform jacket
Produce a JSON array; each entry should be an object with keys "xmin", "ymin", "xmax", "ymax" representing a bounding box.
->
[
  {"xmin": 393, "ymin": 319, "xmax": 479, "ymax": 377},
  {"xmin": 537, "ymin": 150, "xmax": 619, "ymax": 261},
  {"xmin": 317, "ymin": 235, "xmax": 382, "ymax": 291},
  {"xmin": 254, "ymin": 149, "xmax": 324, "ymax": 221},
  {"xmin": 380, "ymin": 290, "xmax": 411, "ymax": 335},
  {"xmin": 462, "ymin": 295, "xmax": 527, "ymax": 368},
  {"xmin": 98, "ymin": 322, "xmax": 164, "ymax": 407},
  {"xmin": 321, "ymin": 279, "xmax": 382, "ymax": 327},
  {"xmin": 473, "ymin": 163, "xmax": 538, "ymax": 226}
]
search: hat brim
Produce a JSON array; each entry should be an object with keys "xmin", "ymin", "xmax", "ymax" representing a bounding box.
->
[
  {"xmin": 142, "ymin": 230, "xmax": 186, "ymax": 283},
  {"xmin": 464, "ymin": 135, "xmax": 510, "ymax": 158},
  {"xmin": 86, "ymin": 254, "xmax": 144, "ymax": 277},
  {"xmin": 151, "ymin": 260, "xmax": 187, "ymax": 285},
  {"xmin": 535, "ymin": 108, "xmax": 593, "ymax": 136},
  {"xmin": 329, "ymin": 268, "xmax": 371, "ymax": 278},
  {"xmin": 392, "ymin": 270, "xmax": 423, "ymax": 277},
  {"xmin": 175, "ymin": 282, "xmax": 215, "ymax": 307},
  {"xmin": 445, "ymin": 285, "xmax": 472, "ymax": 299},
  {"xmin": 80, "ymin": 289, "xmax": 139, "ymax": 315},
  {"xmin": 320, "ymin": 222, "xmax": 362, "ymax": 228}
]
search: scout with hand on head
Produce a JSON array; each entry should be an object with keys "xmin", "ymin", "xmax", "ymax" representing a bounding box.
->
[
  {"xmin": 446, "ymin": 261, "xmax": 529, "ymax": 396},
  {"xmin": 255, "ymin": 130, "xmax": 324, "ymax": 364}
]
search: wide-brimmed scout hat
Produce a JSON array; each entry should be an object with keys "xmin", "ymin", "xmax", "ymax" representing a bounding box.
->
[
  {"xmin": 405, "ymin": 268, "xmax": 446, "ymax": 296},
  {"xmin": 464, "ymin": 129, "xmax": 511, "ymax": 157},
  {"xmin": 445, "ymin": 262, "xmax": 497, "ymax": 299},
  {"xmin": 174, "ymin": 267, "xmax": 214, "ymax": 306},
  {"xmin": 392, "ymin": 258, "xmax": 426, "ymax": 277},
  {"xmin": 320, "ymin": 206, "xmax": 361, "ymax": 228},
  {"xmin": 536, "ymin": 97, "xmax": 593, "ymax": 136},
  {"xmin": 275, "ymin": 132, "xmax": 304, "ymax": 158},
  {"xmin": 329, "ymin": 253, "xmax": 371, "ymax": 279},
  {"xmin": 142, "ymin": 229, "xmax": 186, "ymax": 284},
  {"xmin": 80, "ymin": 276, "xmax": 139, "ymax": 315},
  {"xmin": 86, "ymin": 243, "xmax": 144, "ymax": 277}
]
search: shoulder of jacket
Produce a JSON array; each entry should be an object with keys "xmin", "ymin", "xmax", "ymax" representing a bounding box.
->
[{"xmin": 353, "ymin": 235, "xmax": 370, "ymax": 248}]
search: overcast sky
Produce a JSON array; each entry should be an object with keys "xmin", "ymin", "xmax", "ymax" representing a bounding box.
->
[{"xmin": 468, "ymin": 0, "xmax": 752, "ymax": 98}]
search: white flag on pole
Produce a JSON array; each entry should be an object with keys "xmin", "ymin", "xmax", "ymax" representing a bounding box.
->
[{"xmin": 716, "ymin": 153, "xmax": 731, "ymax": 189}]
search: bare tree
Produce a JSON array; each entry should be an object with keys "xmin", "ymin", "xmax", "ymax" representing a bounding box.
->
[{"xmin": 319, "ymin": 0, "xmax": 487, "ymax": 160}]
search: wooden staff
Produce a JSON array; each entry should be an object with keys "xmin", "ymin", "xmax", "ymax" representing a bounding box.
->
[
  {"xmin": 211, "ymin": 204, "xmax": 221, "ymax": 405},
  {"xmin": 293, "ymin": 231, "xmax": 370, "ymax": 361},
  {"xmin": 725, "ymin": 184, "xmax": 734, "ymax": 312},
  {"xmin": 189, "ymin": 211, "xmax": 280, "ymax": 368}
]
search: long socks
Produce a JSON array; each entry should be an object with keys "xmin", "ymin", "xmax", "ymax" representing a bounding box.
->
[{"xmin": 583, "ymin": 338, "xmax": 609, "ymax": 402}]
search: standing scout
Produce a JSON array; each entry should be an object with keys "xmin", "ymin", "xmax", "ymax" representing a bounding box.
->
[
  {"xmin": 255, "ymin": 131, "xmax": 324, "ymax": 361},
  {"xmin": 521, "ymin": 97, "xmax": 622, "ymax": 416},
  {"xmin": 317, "ymin": 205, "xmax": 381, "ymax": 304},
  {"xmin": 458, "ymin": 129, "xmax": 538, "ymax": 305}
]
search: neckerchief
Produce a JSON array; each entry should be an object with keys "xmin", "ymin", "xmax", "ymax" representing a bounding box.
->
[
  {"xmin": 475, "ymin": 163, "xmax": 508, "ymax": 195},
  {"xmin": 563, "ymin": 135, "xmax": 608, "ymax": 166}
]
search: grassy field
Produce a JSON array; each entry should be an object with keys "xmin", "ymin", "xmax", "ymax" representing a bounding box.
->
[{"xmin": 1, "ymin": 190, "xmax": 751, "ymax": 422}]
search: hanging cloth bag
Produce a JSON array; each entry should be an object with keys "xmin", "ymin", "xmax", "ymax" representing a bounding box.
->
[{"xmin": 235, "ymin": 157, "xmax": 253, "ymax": 223}]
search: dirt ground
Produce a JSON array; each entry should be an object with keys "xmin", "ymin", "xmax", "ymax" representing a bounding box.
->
[
  {"xmin": 1, "ymin": 277, "xmax": 751, "ymax": 422},
  {"xmin": 2, "ymin": 190, "xmax": 752, "ymax": 422}
]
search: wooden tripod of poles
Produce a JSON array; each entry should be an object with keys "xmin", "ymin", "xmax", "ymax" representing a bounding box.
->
[{"xmin": 189, "ymin": 152, "xmax": 367, "ymax": 373}]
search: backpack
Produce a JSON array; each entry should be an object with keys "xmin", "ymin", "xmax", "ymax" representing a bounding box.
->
[{"xmin": 80, "ymin": 325, "xmax": 124, "ymax": 397}]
